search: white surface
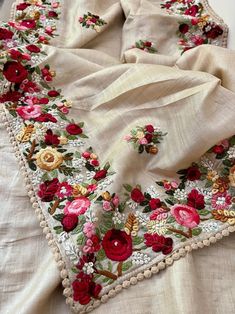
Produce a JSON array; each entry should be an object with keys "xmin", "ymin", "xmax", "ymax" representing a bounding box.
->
[{"xmin": 209, "ymin": 0, "xmax": 235, "ymax": 50}]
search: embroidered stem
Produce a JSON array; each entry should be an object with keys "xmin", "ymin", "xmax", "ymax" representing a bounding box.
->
[
  {"xmin": 49, "ymin": 198, "xmax": 60, "ymax": 215},
  {"xmin": 96, "ymin": 269, "xmax": 118, "ymax": 280},
  {"xmin": 117, "ymin": 262, "xmax": 123, "ymax": 277},
  {"xmin": 167, "ymin": 227, "xmax": 192, "ymax": 238},
  {"xmin": 27, "ymin": 139, "xmax": 36, "ymax": 161}
]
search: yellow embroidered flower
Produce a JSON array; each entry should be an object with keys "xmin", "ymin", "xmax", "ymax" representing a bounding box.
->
[
  {"xmin": 63, "ymin": 101, "xmax": 72, "ymax": 108},
  {"xmin": 35, "ymin": 147, "xmax": 63, "ymax": 171},
  {"xmin": 229, "ymin": 165, "xmax": 235, "ymax": 187},
  {"xmin": 207, "ymin": 170, "xmax": 219, "ymax": 182},
  {"xmin": 136, "ymin": 131, "xmax": 145, "ymax": 139},
  {"xmin": 102, "ymin": 191, "xmax": 112, "ymax": 201},
  {"xmin": 58, "ymin": 136, "xmax": 68, "ymax": 145},
  {"xmin": 72, "ymin": 184, "xmax": 88, "ymax": 197}
]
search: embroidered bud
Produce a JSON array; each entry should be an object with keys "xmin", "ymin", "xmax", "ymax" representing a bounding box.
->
[
  {"xmin": 102, "ymin": 191, "xmax": 112, "ymax": 201},
  {"xmin": 149, "ymin": 145, "xmax": 158, "ymax": 155},
  {"xmin": 59, "ymin": 136, "xmax": 68, "ymax": 145},
  {"xmin": 90, "ymin": 153, "xmax": 98, "ymax": 159}
]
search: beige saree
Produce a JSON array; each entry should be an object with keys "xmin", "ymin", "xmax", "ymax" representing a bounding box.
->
[{"xmin": 0, "ymin": 1, "xmax": 235, "ymax": 313}]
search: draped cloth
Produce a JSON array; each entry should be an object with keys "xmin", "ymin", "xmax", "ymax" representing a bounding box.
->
[{"xmin": 0, "ymin": 1, "xmax": 235, "ymax": 313}]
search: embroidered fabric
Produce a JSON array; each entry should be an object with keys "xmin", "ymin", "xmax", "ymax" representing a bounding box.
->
[{"xmin": 0, "ymin": 1, "xmax": 235, "ymax": 314}]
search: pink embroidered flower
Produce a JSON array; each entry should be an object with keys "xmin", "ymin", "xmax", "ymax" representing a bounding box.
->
[
  {"xmin": 171, "ymin": 204, "xmax": 200, "ymax": 229},
  {"xmin": 150, "ymin": 208, "xmax": 168, "ymax": 221},
  {"xmin": 139, "ymin": 138, "xmax": 148, "ymax": 145},
  {"xmin": 87, "ymin": 184, "xmax": 97, "ymax": 193},
  {"xmin": 56, "ymin": 182, "xmax": 73, "ymax": 198},
  {"xmin": 16, "ymin": 105, "xmax": 42, "ymax": 120},
  {"xmin": 191, "ymin": 35, "xmax": 204, "ymax": 46},
  {"xmin": 82, "ymin": 151, "xmax": 91, "ymax": 159},
  {"xmin": 112, "ymin": 194, "xmax": 119, "ymax": 207},
  {"xmin": 102, "ymin": 201, "xmax": 112, "ymax": 211},
  {"xmin": 83, "ymin": 222, "xmax": 96, "ymax": 238},
  {"xmin": 124, "ymin": 134, "xmax": 132, "ymax": 141},
  {"xmin": 64, "ymin": 197, "xmax": 91, "ymax": 216},
  {"xmin": 83, "ymin": 235, "xmax": 101, "ymax": 253},
  {"xmin": 211, "ymin": 192, "xmax": 231, "ymax": 210}
]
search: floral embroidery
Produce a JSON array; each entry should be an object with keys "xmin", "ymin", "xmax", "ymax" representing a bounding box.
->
[
  {"xmin": 132, "ymin": 40, "xmax": 157, "ymax": 53},
  {"xmin": 79, "ymin": 12, "xmax": 107, "ymax": 33},
  {"xmin": 161, "ymin": 0, "xmax": 224, "ymax": 53},
  {"xmin": 124, "ymin": 124, "xmax": 167, "ymax": 154},
  {"xmin": 1, "ymin": 0, "xmax": 235, "ymax": 311}
]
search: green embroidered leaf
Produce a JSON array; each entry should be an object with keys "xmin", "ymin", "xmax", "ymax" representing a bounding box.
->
[
  {"xmin": 28, "ymin": 160, "xmax": 37, "ymax": 171},
  {"xmin": 42, "ymin": 172, "xmax": 50, "ymax": 181},
  {"xmin": 77, "ymin": 233, "xmax": 86, "ymax": 246},
  {"xmin": 103, "ymin": 162, "xmax": 110, "ymax": 170},
  {"xmin": 100, "ymin": 224, "xmax": 110, "ymax": 235},
  {"xmin": 96, "ymin": 249, "xmax": 106, "ymax": 261},
  {"xmin": 40, "ymin": 80, "xmax": 51, "ymax": 90},
  {"xmin": 122, "ymin": 260, "xmax": 133, "ymax": 272},
  {"xmin": 192, "ymin": 227, "xmax": 202, "ymax": 236},
  {"xmin": 71, "ymin": 267, "xmax": 78, "ymax": 273},
  {"xmin": 108, "ymin": 261, "xmax": 112, "ymax": 272},
  {"xmin": 175, "ymin": 234, "xmax": 183, "ymax": 238},
  {"xmin": 156, "ymin": 181, "xmax": 164, "ymax": 187},
  {"xmin": 204, "ymin": 180, "xmax": 213, "ymax": 188},
  {"xmin": 49, "ymin": 169, "xmax": 58, "ymax": 178},
  {"xmin": 165, "ymin": 198, "xmax": 174, "ymax": 205},
  {"xmin": 53, "ymin": 226, "xmax": 63, "ymax": 234},
  {"xmin": 53, "ymin": 214, "xmax": 64, "ymax": 222},
  {"xmin": 71, "ymin": 224, "xmax": 83, "ymax": 235},
  {"xmin": 123, "ymin": 184, "xmax": 132, "ymax": 192},
  {"xmin": 34, "ymin": 66, "xmax": 41, "ymax": 75},
  {"xmin": 199, "ymin": 210, "xmax": 211, "ymax": 216},
  {"xmin": 79, "ymin": 133, "xmax": 89, "ymax": 139},
  {"xmin": 132, "ymin": 236, "xmax": 144, "ymax": 246}
]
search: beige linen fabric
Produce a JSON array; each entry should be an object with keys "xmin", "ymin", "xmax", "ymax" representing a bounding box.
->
[{"xmin": 1, "ymin": 1, "xmax": 235, "ymax": 314}]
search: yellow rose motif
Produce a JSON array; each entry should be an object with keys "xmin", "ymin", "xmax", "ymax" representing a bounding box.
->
[
  {"xmin": 35, "ymin": 147, "xmax": 63, "ymax": 171},
  {"xmin": 136, "ymin": 131, "xmax": 145, "ymax": 139},
  {"xmin": 229, "ymin": 165, "xmax": 235, "ymax": 187}
]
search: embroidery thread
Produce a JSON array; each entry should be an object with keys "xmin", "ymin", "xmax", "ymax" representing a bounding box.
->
[{"xmin": 79, "ymin": 12, "xmax": 107, "ymax": 33}]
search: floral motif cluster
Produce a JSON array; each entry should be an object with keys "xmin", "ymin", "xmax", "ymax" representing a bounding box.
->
[
  {"xmin": 1, "ymin": 0, "xmax": 235, "ymax": 310},
  {"xmin": 132, "ymin": 40, "xmax": 157, "ymax": 53},
  {"xmin": 161, "ymin": 0, "xmax": 224, "ymax": 53},
  {"xmin": 124, "ymin": 124, "xmax": 167, "ymax": 155},
  {"xmin": 79, "ymin": 12, "xmax": 107, "ymax": 33}
]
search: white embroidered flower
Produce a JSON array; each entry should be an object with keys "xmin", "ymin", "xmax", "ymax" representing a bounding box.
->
[
  {"xmin": 97, "ymin": 177, "xmax": 113, "ymax": 190},
  {"xmin": 68, "ymin": 139, "xmax": 85, "ymax": 147},
  {"xmin": 202, "ymin": 221, "xmax": 219, "ymax": 233},
  {"xmin": 72, "ymin": 157, "xmax": 86, "ymax": 169},
  {"xmin": 132, "ymin": 252, "xmax": 150, "ymax": 265},
  {"xmin": 31, "ymin": 169, "xmax": 43, "ymax": 186},
  {"xmin": 64, "ymin": 243, "xmax": 79, "ymax": 262},
  {"xmin": 227, "ymin": 147, "xmax": 235, "ymax": 159},
  {"xmin": 147, "ymin": 219, "xmax": 168, "ymax": 235},
  {"xmin": 200, "ymin": 156, "xmax": 214, "ymax": 170},
  {"xmin": 67, "ymin": 174, "xmax": 84, "ymax": 185},
  {"xmin": 135, "ymin": 211, "xmax": 148, "ymax": 226},
  {"xmin": 86, "ymin": 171, "xmax": 96, "ymax": 181},
  {"xmin": 146, "ymin": 185, "xmax": 159, "ymax": 198},
  {"xmin": 58, "ymin": 231, "xmax": 70, "ymax": 243},
  {"xmin": 173, "ymin": 189, "xmax": 187, "ymax": 201},
  {"xmin": 112, "ymin": 210, "xmax": 125, "ymax": 225},
  {"xmin": 127, "ymin": 200, "xmax": 138, "ymax": 210},
  {"xmin": 82, "ymin": 262, "xmax": 95, "ymax": 275}
]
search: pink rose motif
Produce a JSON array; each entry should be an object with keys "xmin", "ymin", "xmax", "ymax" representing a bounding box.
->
[
  {"xmin": 171, "ymin": 204, "xmax": 200, "ymax": 229},
  {"xmin": 124, "ymin": 134, "xmax": 132, "ymax": 141},
  {"xmin": 64, "ymin": 197, "xmax": 91, "ymax": 216},
  {"xmin": 103, "ymin": 200, "xmax": 112, "ymax": 211},
  {"xmin": 139, "ymin": 138, "xmax": 148, "ymax": 145},
  {"xmin": 83, "ymin": 222, "xmax": 96, "ymax": 238},
  {"xmin": 56, "ymin": 182, "xmax": 73, "ymax": 199},
  {"xmin": 191, "ymin": 35, "xmax": 204, "ymax": 46},
  {"xmin": 112, "ymin": 195, "xmax": 119, "ymax": 207},
  {"xmin": 87, "ymin": 184, "xmax": 97, "ymax": 193},
  {"xmin": 150, "ymin": 208, "xmax": 168, "ymax": 221},
  {"xmin": 16, "ymin": 105, "xmax": 42, "ymax": 120},
  {"xmin": 211, "ymin": 192, "xmax": 231, "ymax": 210}
]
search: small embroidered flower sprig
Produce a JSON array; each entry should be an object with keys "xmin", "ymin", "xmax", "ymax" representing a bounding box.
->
[
  {"xmin": 124, "ymin": 124, "xmax": 167, "ymax": 155},
  {"xmin": 132, "ymin": 40, "xmax": 157, "ymax": 53},
  {"xmin": 79, "ymin": 12, "xmax": 107, "ymax": 32}
]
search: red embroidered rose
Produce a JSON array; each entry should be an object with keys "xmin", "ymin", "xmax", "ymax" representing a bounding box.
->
[
  {"xmin": 186, "ymin": 166, "xmax": 201, "ymax": 181},
  {"xmin": 212, "ymin": 145, "xmax": 224, "ymax": 154},
  {"xmin": 44, "ymin": 129, "xmax": 60, "ymax": 146},
  {"xmin": 93, "ymin": 169, "xmax": 107, "ymax": 181},
  {"xmin": 61, "ymin": 214, "xmax": 78, "ymax": 232},
  {"xmin": 131, "ymin": 188, "xmax": 145, "ymax": 203},
  {"xmin": 179, "ymin": 23, "xmax": 189, "ymax": 34},
  {"xmin": 0, "ymin": 91, "xmax": 22, "ymax": 103},
  {"xmin": 171, "ymin": 204, "xmax": 200, "ymax": 229},
  {"xmin": 90, "ymin": 159, "xmax": 99, "ymax": 167},
  {"xmin": 0, "ymin": 27, "xmax": 14, "ymax": 40},
  {"xmin": 144, "ymin": 233, "xmax": 173, "ymax": 255},
  {"xmin": 20, "ymin": 19, "xmax": 36, "ymax": 29},
  {"xmin": 3, "ymin": 61, "xmax": 28, "ymax": 83},
  {"xmin": 48, "ymin": 11, "xmax": 58, "ymax": 18},
  {"xmin": 149, "ymin": 198, "xmax": 161, "ymax": 210},
  {"xmin": 204, "ymin": 25, "xmax": 223, "ymax": 39},
  {"xmin": 9, "ymin": 49, "xmax": 22, "ymax": 59},
  {"xmin": 66, "ymin": 123, "xmax": 83, "ymax": 135},
  {"xmin": 90, "ymin": 17, "xmax": 97, "ymax": 23},
  {"xmin": 26, "ymin": 44, "xmax": 41, "ymax": 53},
  {"xmin": 16, "ymin": 3, "xmax": 30, "ymax": 10},
  {"xmin": 72, "ymin": 276, "xmax": 102, "ymax": 305},
  {"xmin": 48, "ymin": 90, "xmax": 60, "ymax": 97},
  {"xmin": 144, "ymin": 41, "xmax": 152, "ymax": 47},
  {"xmin": 145, "ymin": 124, "xmax": 154, "ymax": 133},
  {"xmin": 187, "ymin": 189, "xmax": 205, "ymax": 209},
  {"xmin": 102, "ymin": 229, "xmax": 132, "ymax": 261},
  {"xmin": 35, "ymin": 113, "xmax": 57, "ymax": 123},
  {"xmin": 145, "ymin": 133, "xmax": 153, "ymax": 143},
  {"xmin": 37, "ymin": 178, "xmax": 59, "ymax": 202},
  {"xmin": 39, "ymin": 97, "xmax": 49, "ymax": 104},
  {"xmin": 184, "ymin": 5, "xmax": 199, "ymax": 16}
]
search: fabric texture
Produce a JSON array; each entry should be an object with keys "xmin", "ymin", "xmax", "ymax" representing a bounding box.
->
[{"xmin": 0, "ymin": 0, "xmax": 235, "ymax": 313}]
